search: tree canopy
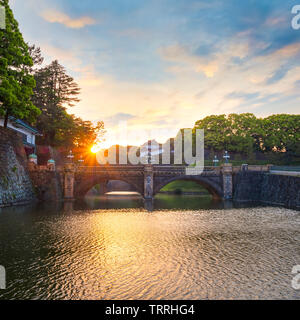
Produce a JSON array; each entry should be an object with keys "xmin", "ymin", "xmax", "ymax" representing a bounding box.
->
[
  {"xmin": 193, "ymin": 113, "xmax": 300, "ymax": 161},
  {"xmin": 0, "ymin": 0, "xmax": 40, "ymax": 127},
  {"xmin": 31, "ymin": 59, "xmax": 105, "ymax": 151}
]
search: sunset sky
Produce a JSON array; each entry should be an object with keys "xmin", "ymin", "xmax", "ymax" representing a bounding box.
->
[{"xmin": 10, "ymin": 0, "xmax": 300, "ymax": 147}]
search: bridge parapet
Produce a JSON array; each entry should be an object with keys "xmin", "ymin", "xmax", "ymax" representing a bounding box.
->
[
  {"xmin": 28, "ymin": 162, "xmax": 56, "ymax": 172},
  {"xmin": 75, "ymin": 165, "xmax": 144, "ymax": 175},
  {"xmin": 247, "ymin": 165, "xmax": 272, "ymax": 172}
]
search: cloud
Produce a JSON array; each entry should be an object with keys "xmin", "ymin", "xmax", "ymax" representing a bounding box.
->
[
  {"xmin": 104, "ymin": 113, "xmax": 137, "ymax": 126},
  {"xmin": 41, "ymin": 9, "xmax": 96, "ymax": 29},
  {"xmin": 265, "ymin": 65, "xmax": 291, "ymax": 85},
  {"xmin": 264, "ymin": 16, "xmax": 287, "ymax": 27},
  {"xmin": 226, "ymin": 91, "xmax": 260, "ymax": 101},
  {"xmin": 12, "ymin": 0, "xmax": 300, "ymax": 146},
  {"xmin": 40, "ymin": 44, "xmax": 82, "ymax": 67},
  {"xmin": 160, "ymin": 44, "xmax": 219, "ymax": 78}
]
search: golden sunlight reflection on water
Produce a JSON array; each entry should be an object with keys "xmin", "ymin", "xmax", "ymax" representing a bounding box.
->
[{"xmin": 0, "ymin": 204, "xmax": 299, "ymax": 300}]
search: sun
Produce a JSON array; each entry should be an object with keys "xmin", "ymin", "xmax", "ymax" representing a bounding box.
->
[{"xmin": 91, "ymin": 145, "xmax": 101, "ymax": 154}]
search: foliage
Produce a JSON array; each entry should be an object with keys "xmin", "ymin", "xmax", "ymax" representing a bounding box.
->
[
  {"xmin": 27, "ymin": 44, "xmax": 44, "ymax": 73},
  {"xmin": 0, "ymin": 0, "xmax": 40, "ymax": 126},
  {"xmin": 31, "ymin": 59, "xmax": 105, "ymax": 150},
  {"xmin": 161, "ymin": 180, "xmax": 209, "ymax": 194},
  {"xmin": 193, "ymin": 113, "xmax": 300, "ymax": 163},
  {"xmin": 194, "ymin": 115, "xmax": 230, "ymax": 151}
]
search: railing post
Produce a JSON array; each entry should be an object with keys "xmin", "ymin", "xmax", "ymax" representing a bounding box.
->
[
  {"xmin": 241, "ymin": 164, "xmax": 248, "ymax": 171},
  {"xmin": 221, "ymin": 163, "xmax": 233, "ymax": 200}
]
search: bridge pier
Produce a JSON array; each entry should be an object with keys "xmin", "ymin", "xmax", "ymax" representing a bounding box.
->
[
  {"xmin": 221, "ymin": 163, "xmax": 233, "ymax": 200},
  {"xmin": 64, "ymin": 163, "xmax": 75, "ymax": 200},
  {"xmin": 144, "ymin": 165, "xmax": 154, "ymax": 199}
]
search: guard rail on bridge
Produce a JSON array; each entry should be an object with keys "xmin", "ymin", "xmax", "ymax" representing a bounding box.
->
[
  {"xmin": 270, "ymin": 166, "xmax": 300, "ymax": 177},
  {"xmin": 270, "ymin": 166, "xmax": 300, "ymax": 172}
]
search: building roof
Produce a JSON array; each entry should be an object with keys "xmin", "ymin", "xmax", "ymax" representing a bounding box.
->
[{"xmin": 9, "ymin": 116, "xmax": 40, "ymax": 135}]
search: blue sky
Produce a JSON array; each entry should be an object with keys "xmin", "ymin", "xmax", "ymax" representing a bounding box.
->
[{"xmin": 10, "ymin": 0, "xmax": 300, "ymax": 146}]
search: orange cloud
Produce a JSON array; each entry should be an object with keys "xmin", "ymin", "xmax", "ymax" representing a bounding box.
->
[
  {"xmin": 275, "ymin": 43, "xmax": 300, "ymax": 57},
  {"xmin": 41, "ymin": 9, "xmax": 96, "ymax": 29},
  {"xmin": 160, "ymin": 44, "xmax": 219, "ymax": 78}
]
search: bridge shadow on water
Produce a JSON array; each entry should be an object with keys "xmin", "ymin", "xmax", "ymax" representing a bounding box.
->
[
  {"xmin": 0, "ymin": 194, "xmax": 271, "ymax": 217},
  {"xmin": 71, "ymin": 193, "xmax": 266, "ymax": 212}
]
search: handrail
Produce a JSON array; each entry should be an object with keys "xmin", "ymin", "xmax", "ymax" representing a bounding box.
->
[{"xmin": 270, "ymin": 166, "xmax": 300, "ymax": 172}]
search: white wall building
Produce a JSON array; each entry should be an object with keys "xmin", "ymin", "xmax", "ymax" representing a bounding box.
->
[{"xmin": 0, "ymin": 117, "xmax": 40, "ymax": 154}]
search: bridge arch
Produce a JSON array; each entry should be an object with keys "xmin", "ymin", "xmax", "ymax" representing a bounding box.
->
[
  {"xmin": 74, "ymin": 176, "xmax": 143, "ymax": 198},
  {"xmin": 153, "ymin": 176, "xmax": 223, "ymax": 199}
]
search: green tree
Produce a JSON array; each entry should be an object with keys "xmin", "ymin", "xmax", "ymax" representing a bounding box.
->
[
  {"xmin": 72, "ymin": 118, "xmax": 105, "ymax": 151},
  {"xmin": 192, "ymin": 113, "xmax": 300, "ymax": 164},
  {"xmin": 227, "ymin": 113, "xmax": 261, "ymax": 156},
  {"xmin": 32, "ymin": 60, "xmax": 81, "ymax": 145},
  {"xmin": 194, "ymin": 115, "xmax": 230, "ymax": 151},
  {"xmin": 27, "ymin": 44, "xmax": 44, "ymax": 73},
  {"xmin": 262, "ymin": 114, "xmax": 300, "ymax": 163},
  {"xmin": 31, "ymin": 59, "xmax": 105, "ymax": 151},
  {"xmin": 0, "ymin": 0, "xmax": 40, "ymax": 127}
]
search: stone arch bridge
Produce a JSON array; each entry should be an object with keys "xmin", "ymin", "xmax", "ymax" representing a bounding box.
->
[
  {"xmin": 62, "ymin": 164, "xmax": 269, "ymax": 200},
  {"xmin": 28, "ymin": 163, "xmax": 299, "ymax": 209}
]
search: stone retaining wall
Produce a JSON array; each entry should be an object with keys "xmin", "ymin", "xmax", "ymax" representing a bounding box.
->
[
  {"xmin": 0, "ymin": 127, "xmax": 36, "ymax": 207},
  {"xmin": 233, "ymin": 171, "xmax": 300, "ymax": 209},
  {"xmin": 28, "ymin": 167, "xmax": 63, "ymax": 202}
]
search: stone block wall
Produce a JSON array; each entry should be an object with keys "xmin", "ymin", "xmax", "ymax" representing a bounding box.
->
[
  {"xmin": 260, "ymin": 174, "xmax": 300, "ymax": 209},
  {"xmin": 0, "ymin": 127, "xmax": 36, "ymax": 207},
  {"xmin": 233, "ymin": 171, "xmax": 300, "ymax": 209},
  {"xmin": 28, "ymin": 168, "xmax": 63, "ymax": 202}
]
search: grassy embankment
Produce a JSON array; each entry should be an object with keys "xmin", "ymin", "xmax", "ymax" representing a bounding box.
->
[{"xmin": 160, "ymin": 180, "xmax": 210, "ymax": 195}]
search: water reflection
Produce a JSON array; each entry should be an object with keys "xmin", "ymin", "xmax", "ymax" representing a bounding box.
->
[
  {"xmin": 0, "ymin": 199, "xmax": 299, "ymax": 300},
  {"xmin": 0, "ymin": 193, "xmax": 281, "ymax": 216},
  {"xmin": 81, "ymin": 193, "xmax": 267, "ymax": 212}
]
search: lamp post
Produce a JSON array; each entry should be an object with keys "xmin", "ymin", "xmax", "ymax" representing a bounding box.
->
[
  {"xmin": 78, "ymin": 156, "xmax": 84, "ymax": 165},
  {"xmin": 223, "ymin": 151, "xmax": 230, "ymax": 164},
  {"xmin": 29, "ymin": 153, "xmax": 38, "ymax": 165},
  {"xmin": 213, "ymin": 155, "xmax": 219, "ymax": 167},
  {"xmin": 67, "ymin": 150, "xmax": 74, "ymax": 163}
]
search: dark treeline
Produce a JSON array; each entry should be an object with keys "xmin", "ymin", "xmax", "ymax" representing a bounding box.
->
[{"xmin": 192, "ymin": 113, "xmax": 300, "ymax": 164}]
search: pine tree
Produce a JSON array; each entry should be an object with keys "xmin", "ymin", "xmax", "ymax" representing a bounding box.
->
[
  {"xmin": 32, "ymin": 60, "xmax": 81, "ymax": 146},
  {"xmin": 0, "ymin": 0, "xmax": 40, "ymax": 127}
]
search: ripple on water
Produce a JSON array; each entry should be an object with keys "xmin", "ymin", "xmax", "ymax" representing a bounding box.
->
[{"xmin": 0, "ymin": 207, "xmax": 299, "ymax": 300}]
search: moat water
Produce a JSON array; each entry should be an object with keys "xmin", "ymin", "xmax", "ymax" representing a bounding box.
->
[{"xmin": 0, "ymin": 194, "xmax": 299, "ymax": 300}]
